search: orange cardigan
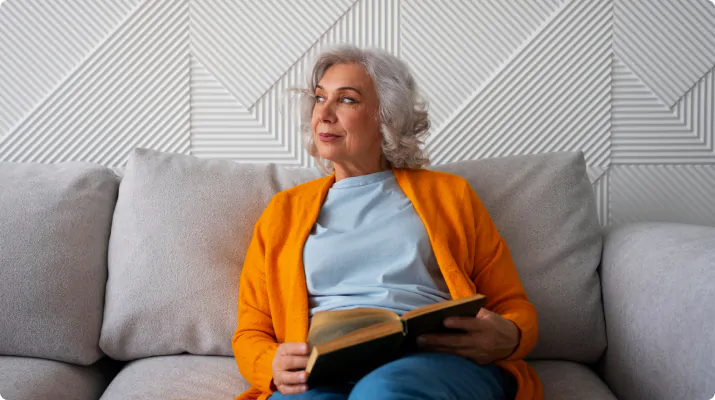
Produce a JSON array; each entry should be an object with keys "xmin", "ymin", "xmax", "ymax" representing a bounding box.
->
[{"xmin": 233, "ymin": 168, "xmax": 543, "ymax": 400}]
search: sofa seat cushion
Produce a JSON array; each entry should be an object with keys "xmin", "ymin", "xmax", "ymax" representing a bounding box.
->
[
  {"xmin": 529, "ymin": 360, "xmax": 616, "ymax": 399},
  {"xmin": 99, "ymin": 355, "xmax": 249, "ymax": 400},
  {"xmin": 0, "ymin": 355, "xmax": 108, "ymax": 400},
  {"xmin": 0, "ymin": 162, "xmax": 119, "ymax": 364}
]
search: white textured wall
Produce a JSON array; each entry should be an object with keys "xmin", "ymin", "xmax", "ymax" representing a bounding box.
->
[{"xmin": 1, "ymin": 0, "xmax": 714, "ymax": 226}]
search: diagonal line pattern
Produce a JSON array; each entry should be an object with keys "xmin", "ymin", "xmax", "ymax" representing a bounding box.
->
[
  {"xmin": 426, "ymin": 0, "xmax": 612, "ymax": 171},
  {"xmin": 588, "ymin": 165, "xmax": 608, "ymax": 184},
  {"xmin": 0, "ymin": 0, "xmax": 142, "ymax": 137},
  {"xmin": 0, "ymin": 0, "xmax": 190, "ymax": 165},
  {"xmin": 191, "ymin": 56, "xmax": 297, "ymax": 161},
  {"xmin": 592, "ymin": 171, "xmax": 609, "ymax": 226},
  {"xmin": 190, "ymin": 0, "xmax": 400, "ymax": 167},
  {"xmin": 401, "ymin": 0, "xmax": 568, "ymax": 128},
  {"xmin": 612, "ymin": 55, "xmax": 715, "ymax": 164},
  {"xmin": 610, "ymin": 165, "xmax": 715, "ymax": 226},
  {"xmin": 614, "ymin": 0, "xmax": 715, "ymax": 107},
  {"xmin": 190, "ymin": 0, "xmax": 354, "ymax": 109}
]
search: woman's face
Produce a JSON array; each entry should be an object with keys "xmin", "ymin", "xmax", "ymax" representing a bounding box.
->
[{"xmin": 311, "ymin": 63, "xmax": 383, "ymax": 173}]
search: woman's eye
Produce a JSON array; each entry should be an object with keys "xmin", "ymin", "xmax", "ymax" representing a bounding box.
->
[
  {"xmin": 314, "ymin": 95, "xmax": 325, "ymax": 103},
  {"xmin": 340, "ymin": 97, "xmax": 356, "ymax": 104}
]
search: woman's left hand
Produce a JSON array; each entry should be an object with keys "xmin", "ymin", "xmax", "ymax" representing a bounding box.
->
[{"xmin": 416, "ymin": 308, "xmax": 520, "ymax": 364}]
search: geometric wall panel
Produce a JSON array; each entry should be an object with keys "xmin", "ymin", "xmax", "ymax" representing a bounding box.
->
[
  {"xmin": 0, "ymin": 0, "xmax": 190, "ymax": 165},
  {"xmin": 423, "ymin": 0, "xmax": 612, "ymax": 176},
  {"xmin": 402, "ymin": 0, "xmax": 568, "ymax": 128},
  {"xmin": 190, "ymin": 56, "xmax": 307, "ymax": 164},
  {"xmin": 612, "ymin": 56, "xmax": 714, "ymax": 164},
  {"xmin": 190, "ymin": 0, "xmax": 354, "ymax": 109},
  {"xmin": 190, "ymin": 0, "xmax": 400, "ymax": 165},
  {"xmin": 610, "ymin": 165, "xmax": 715, "ymax": 226},
  {"xmin": 3, "ymin": 0, "xmax": 715, "ymax": 226},
  {"xmin": 587, "ymin": 165, "xmax": 609, "ymax": 184},
  {"xmin": 312, "ymin": 0, "xmax": 400, "ymax": 55},
  {"xmin": 0, "ymin": 0, "xmax": 142, "ymax": 137},
  {"xmin": 593, "ymin": 171, "xmax": 609, "ymax": 227},
  {"xmin": 614, "ymin": 0, "xmax": 715, "ymax": 107}
]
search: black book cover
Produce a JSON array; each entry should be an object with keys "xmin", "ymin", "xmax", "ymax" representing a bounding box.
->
[{"xmin": 305, "ymin": 294, "xmax": 486, "ymax": 387}]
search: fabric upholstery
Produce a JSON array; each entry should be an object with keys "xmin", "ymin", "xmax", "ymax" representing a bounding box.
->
[
  {"xmin": 0, "ymin": 355, "xmax": 108, "ymax": 400},
  {"xmin": 0, "ymin": 162, "xmax": 119, "ymax": 365},
  {"xmin": 102, "ymin": 149, "xmax": 605, "ymax": 365},
  {"xmin": 529, "ymin": 360, "xmax": 616, "ymax": 399},
  {"xmin": 432, "ymin": 151, "xmax": 606, "ymax": 363},
  {"xmin": 101, "ymin": 148, "xmax": 322, "ymax": 360},
  {"xmin": 98, "ymin": 355, "xmax": 249, "ymax": 400},
  {"xmin": 600, "ymin": 222, "xmax": 715, "ymax": 400}
]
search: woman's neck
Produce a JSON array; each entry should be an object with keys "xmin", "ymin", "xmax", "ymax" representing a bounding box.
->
[
  {"xmin": 334, "ymin": 165, "xmax": 387, "ymax": 181},
  {"xmin": 334, "ymin": 157, "xmax": 390, "ymax": 181}
]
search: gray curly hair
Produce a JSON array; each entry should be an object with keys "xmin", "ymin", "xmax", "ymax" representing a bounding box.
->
[{"xmin": 294, "ymin": 45, "xmax": 431, "ymax": 173}]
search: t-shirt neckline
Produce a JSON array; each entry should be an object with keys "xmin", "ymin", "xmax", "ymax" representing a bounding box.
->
[{"xmin": 332, "ymin": 170, "xmax": 394, "ymax": 189}]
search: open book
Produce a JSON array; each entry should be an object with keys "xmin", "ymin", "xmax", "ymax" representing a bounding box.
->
[{"xmin": 305, "ymin": 294, "xmax": 487, "ymax": 387}]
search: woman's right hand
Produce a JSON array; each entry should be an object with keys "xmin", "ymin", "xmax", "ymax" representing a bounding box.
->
[{"xmin": 272, "ymin": 342, "xmax": 311, "ymax": 395}]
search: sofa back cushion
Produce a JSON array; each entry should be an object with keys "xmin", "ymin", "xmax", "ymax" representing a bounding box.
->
[
  {"xmin": 100, "ymin": 149, "xmax": 321, "ymax": 360},
  {"xmin": 0, "ymin": 162, "xmax": 119, "ymax": 365},
  {"xmin": 102, "ymin": 148, "xmax": 605, "ymax": 363},
  {"xmin": 433, "ymin": 151, "xmax": 606, "ymax": 363}
]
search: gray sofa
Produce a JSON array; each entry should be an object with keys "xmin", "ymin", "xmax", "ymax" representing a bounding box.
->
[{"xmin": 1, "ymin": 148, "xmax": 713, "ymax": 400}]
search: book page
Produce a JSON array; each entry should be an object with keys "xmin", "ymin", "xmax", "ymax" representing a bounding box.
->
[{"xmin": 307, "ymin": 308, "xmax": 400, "ymax": 347}]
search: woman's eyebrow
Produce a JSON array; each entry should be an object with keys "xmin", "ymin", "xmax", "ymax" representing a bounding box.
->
[{"xmin": 315, "ymin": 85, "xmax": 363, "ymax": 96}]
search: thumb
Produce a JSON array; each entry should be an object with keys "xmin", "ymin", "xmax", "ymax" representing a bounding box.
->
[{"xmin": 477, "ymin": 307, "xmax": 496, "ymax": 319}]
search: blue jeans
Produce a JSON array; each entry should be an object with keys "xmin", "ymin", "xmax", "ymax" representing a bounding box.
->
[{"xmin": 269, "ymin": 352, "xmax": 517, "ymax": 400}]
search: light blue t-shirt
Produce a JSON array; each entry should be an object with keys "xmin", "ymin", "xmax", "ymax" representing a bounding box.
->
[{"xmin": 303, "ymin": 170, "xmax": 451, "ymax": 317}]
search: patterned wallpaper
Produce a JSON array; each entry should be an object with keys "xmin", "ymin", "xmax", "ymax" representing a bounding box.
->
[{"xmin": 1, "ymin": 0, "xmax": 714, "ymax": 226}]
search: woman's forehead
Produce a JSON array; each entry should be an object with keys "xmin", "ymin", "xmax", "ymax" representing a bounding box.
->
[{"xmin": 318, "ymin": 64, "xmax": 373, "ymax": 90}]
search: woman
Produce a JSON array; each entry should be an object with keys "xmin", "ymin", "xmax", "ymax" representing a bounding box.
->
[{"xmin": 233, "ymin": 45, "xmax": 542, "ymax": 400}]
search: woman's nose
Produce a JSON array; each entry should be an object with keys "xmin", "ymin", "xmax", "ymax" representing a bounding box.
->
[{"xmin": 316, "ymin": 102, "xmax": 337, "ymax": 123}]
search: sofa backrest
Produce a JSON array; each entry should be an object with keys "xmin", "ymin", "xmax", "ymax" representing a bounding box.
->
[
  {"xmin": 1, "ymin": 148, "xmax": 607, "ymax": 366},
  {"xmin": 101, "ymin": 148, "xmax": 606, "ymax": 364},
  {"xmin": 434, "ymin": 152, "xmax": 606, "ymax": 363},
  {"xmin": 0, "ymin": 162, "xmax": 119, "ymax": 365}
]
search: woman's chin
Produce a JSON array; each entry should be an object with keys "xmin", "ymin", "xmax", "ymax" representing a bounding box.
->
[{"xmin": 316, "ymin": 149, "xmax": 344, "ymax": 164}]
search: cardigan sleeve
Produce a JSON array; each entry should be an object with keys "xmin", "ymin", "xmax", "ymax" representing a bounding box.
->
[
  {"xmin": 462, "ymin": 183, "xmax": 539, "ymax": 361},
  {"xmin": 232, "ymin": 202, "xmax": 279, "ymax": 393}
]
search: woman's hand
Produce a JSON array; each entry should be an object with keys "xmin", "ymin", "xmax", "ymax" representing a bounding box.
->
[
  {"xmin": 272, "ymin": 342, "xmax": 311, "ymax": 395},
  {"xmin": 416, "ymin": 308, "xmax": 520, "ymax": 364}
]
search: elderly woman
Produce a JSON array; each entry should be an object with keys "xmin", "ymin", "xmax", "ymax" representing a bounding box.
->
[{"xmin": 233, "ymin": 45, "xmax": 542, "ymax": 400}]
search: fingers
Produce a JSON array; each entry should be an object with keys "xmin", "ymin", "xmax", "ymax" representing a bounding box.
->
[
  {"xmin": 277, "ymin": 342, "xmax": 310, "ymax": 356},
  {"xmin": 274, "ymin": 372, "xmax": 310, "ymax": 395},
  {"xmin": 273, "ymin": 342, "xmax": 312, "ymax": 394},
  {"xmin": 417, "ymin": 334, "xmax": 474, "ymax": 349},
  {"xmin": 477, "ymin": 307, "xmax": 493, "ymax": 318},
  {"xmin": 443, "ymin": 316, "xmax": 485, "ymax": 332},
  {"xmin": 277, "ymin": 382, "xmax": 309, "ymax": 395},
  {"xmin": 276, "ymin": 369, "xmax": 309, "ymax": 387},
  {"xmin": 276, "ymin": 343, "xmax": 310, "ymax": 371},
  {"xmin": 278, "ymin": 355, "xmax": 310, "ymax": 371}
]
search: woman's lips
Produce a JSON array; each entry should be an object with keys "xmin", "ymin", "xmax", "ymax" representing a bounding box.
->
[{"xmin": 318, "ymin": 133, "xmax": 342, "ymax": 142}]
